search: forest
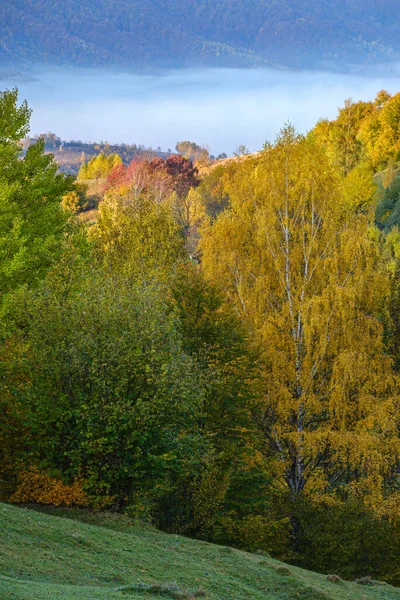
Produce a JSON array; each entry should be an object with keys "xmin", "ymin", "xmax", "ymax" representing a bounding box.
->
[
  {"xmin": 1, "ymin": 0, "xmax": 400, "ymax": 69},
  {"xmin": 0, "ymin": 87, "xmax": 400, "ymax": 586}
]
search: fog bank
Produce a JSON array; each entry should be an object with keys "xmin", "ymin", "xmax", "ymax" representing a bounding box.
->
[{"xmin": 4, "ymin": 66, "xmax": 400, "ymax": 155}]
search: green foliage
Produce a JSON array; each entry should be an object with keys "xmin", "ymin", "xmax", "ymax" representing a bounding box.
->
[
  {"xmin": 7, "ymin": 261, "xmax": 204, "ymax": 509},
  {"xmin": 1, "ymin": 86, "xmax": 400, "ymax": 589},
  {"xmin": 0, "ymin": 89, "xmax": 73, "ymax": 302},
  {"xmin": 376, "ymin": 173, "xmax": 400, "ymax": 232},
  {"xmin": 162, "ymin": 265, "xmax": 262, "ymax": 536},
  {"xmin": 288, "ymin": 500, "xmax": 400, "ymax": 586}
]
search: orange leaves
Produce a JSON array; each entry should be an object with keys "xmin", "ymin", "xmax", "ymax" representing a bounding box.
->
[{"xmin": 10, "ymin": 468, "xmax": 88, "ymax": 507}]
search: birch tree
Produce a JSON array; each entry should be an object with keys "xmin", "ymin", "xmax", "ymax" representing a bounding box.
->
[{"xmin": 200, "ymin": 127, "xmax": 399, "ymax": 524}]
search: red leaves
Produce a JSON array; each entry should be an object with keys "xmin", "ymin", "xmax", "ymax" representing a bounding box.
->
[
  {"xmin": 105, "ymin": 163, "xmax": 127, "ymax": 189},
  {"xmin": 105, "ymin": 155, "xmax": 200, "ymax": 200}
]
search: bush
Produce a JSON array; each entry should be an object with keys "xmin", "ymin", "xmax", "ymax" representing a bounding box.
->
[{"xmin": 10, "ymin": 468, "xmax": 88, "ymax": 507}]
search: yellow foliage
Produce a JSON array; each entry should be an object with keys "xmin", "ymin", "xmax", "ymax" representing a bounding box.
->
[
  {"xmin": 342, "ymin": 163, "xmax": 377, "ymax": 213},
  {"xmin": 199, "ymin": 126, "xmax": 399, "ymax": 510},
  {"xmin": 61, "ymin": 191, "xmax": 81, "ymax": 214},
  {"xmin": 78, "ymin": 153, "xmax": 122, "ymax": 180},
  {"xmin": 357, "ymin": 92, "xmax": 400, "ymax": 168},
  {"xmin": 10, "ymin": 468, "xmax": 88, "ymax": 507},
  {"xmin": 89, "ymin": 188, "xmax": 184, "ymax": 281},
  {"xmin": 172, "ymin": 188, "xmax": 206, "ymax": 231}
]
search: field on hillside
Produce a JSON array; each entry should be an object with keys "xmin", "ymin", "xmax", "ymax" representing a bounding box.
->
[{"xmin": 1, "ymin": 503, "xmax": 399, "ymax": 600}]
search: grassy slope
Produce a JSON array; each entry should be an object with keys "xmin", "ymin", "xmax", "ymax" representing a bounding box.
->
[{"xmin": 1, "ymin": 503, "xmax": 399, "ymax": 600}]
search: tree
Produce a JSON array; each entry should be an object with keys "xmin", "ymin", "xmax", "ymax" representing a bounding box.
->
[
  {"xmin": 376, "ymin": 174, "xmax": 400, "ymax": 232},
  {"xmin": 200, "ymin": 126, "xmax": 399, "ymax": 547},
  {"xmin": 359, "ymin": 93, "xmax": 400, "ymax": 169},
  {"xmin": 234, "ymin": 144, "xmax": 250, "ymax": 157},
  {"xmin": 163, "ymin": 264, "xmax": 261, "ymax": 535},
  {"xmin": 171, "ymin": 188, "xmax": 205, "ymax": 235},
  {"xmin": 0, "ymin": 88, "xmax": 73, "ymax": 497},
  {"xmin": 176, "ymin": 141, "xmax": 210, "ymax": 162},
  {"xmin": 34, "ymin": 132, "xmax": 61, "ymax": 148},
  {"xmin": 329, "ymin": 98, "xmax": 373, "ymax": 174},
  {"xmin": 6, "ymin": 261, "xmax": 204, "ymax": 509},
  {"xmin": 151, "ymin": 155, "xmax": 200, "ymax": 198},
  {"xmin": 91, "ymin": 184, "xmax": 185, "ymax": 283},
  {"xmin": 78, "ymin": 153, "xmax": 122, "ymax": 180},
  {"xmin": 311, "ymin": 91, "xmax": 400, "ymax": 174},
  {"xmin": 0, "ymin": 88, "xmax": 73, "ymax": 302}
]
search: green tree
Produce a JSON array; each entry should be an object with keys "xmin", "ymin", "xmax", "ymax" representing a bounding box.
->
[
  {"xmin": 165, "ymin": 264, "xmax": 262, "ymax": 535},
  {"xmin": 7, "ymin": 260, "xmax": 204, "ymax": 509},
  {"xmin": 0, "ymin": 88, "xmax": 73, "ymax": 303},
  {"xmin": 376, "ymin": 174, "xmax": 400, "ymax": 232}
]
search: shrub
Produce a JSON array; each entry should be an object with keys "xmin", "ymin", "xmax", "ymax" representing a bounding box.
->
[{"xmin": 9, "ymin": 468, "xmax": 88, "ymax": 507}]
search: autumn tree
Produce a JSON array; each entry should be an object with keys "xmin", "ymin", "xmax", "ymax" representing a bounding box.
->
[
  {"xmin": 312, "ymin": 91, "xmax": 400, "ymax": 174},
  {"xmin": 78, "ymin": 152, "xmax": 122, "ymax": 180},
  {"xmin": 359, "ymin": 92, "xmax": 400, "ymax": 169},
  {"xmin": 176, "ymin": 141, "xmax": 210, "ymax": 162},
  {"xmin": 91, "ymin": 184, "xmax": 185, "ymax": 284},
  {"xmin": 200, "ymin": 126, "xmax": 399, "ymax": 547},
  {"xmin": 156, "ymin": 155, "xmax": 200, "ymax": 198},
  {"xmin": 234, "ymin": 144, "xmax": 250, "ymax": 157}
]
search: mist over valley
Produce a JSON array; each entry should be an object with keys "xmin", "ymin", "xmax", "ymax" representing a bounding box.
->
[{"xmin": 5, "ymin": 65, "xmax": 400, "ymax": 155}]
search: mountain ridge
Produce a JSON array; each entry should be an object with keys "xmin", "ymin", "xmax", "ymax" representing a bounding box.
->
[{"xmin": 1, "ymin": 0, "xmax": 400, "ymax": 70}]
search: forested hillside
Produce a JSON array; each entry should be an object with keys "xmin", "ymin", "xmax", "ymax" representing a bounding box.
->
[
  {"xmin": 1, "ymin": 88, "xmax": 400, "ymax": 587},
  {"xmin": 1, "ymin": 0, "xmax": 399, "ymax": 69}
]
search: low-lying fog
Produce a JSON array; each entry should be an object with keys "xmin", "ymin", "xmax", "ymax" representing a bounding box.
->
[{"xmin": 4, "ymin": 65, "xmax": 400, "ymax": 155}]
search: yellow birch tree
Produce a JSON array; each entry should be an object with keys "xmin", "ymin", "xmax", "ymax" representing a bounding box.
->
[{"xmin": 199, "ymin": 126, "xmax": 399, "ymax": 521}]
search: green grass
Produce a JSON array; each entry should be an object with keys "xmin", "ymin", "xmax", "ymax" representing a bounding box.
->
[{"xmin": 1, "ymin": 503, "xmax": 399, "ymax": 600}]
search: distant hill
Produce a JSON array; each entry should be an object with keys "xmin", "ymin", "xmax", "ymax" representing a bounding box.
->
[
  {"xmin": 1, "ymin": 0, "xmax": 400, "ymax": 70},
  {"xmin": 1, "ymin": 503, "xmax": 400, "ymax": 600},
  {"xmin": 23, "ymin": 135, "xmax": 172, "ymax": 175}
]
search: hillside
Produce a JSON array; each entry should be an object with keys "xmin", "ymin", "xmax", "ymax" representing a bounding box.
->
[
  {"xmin": 1, "ymin": 0, "xmax": 400, "ymax": 70},
  {"xmin": 1, "ymin": 503, "xmax": 399, "ymax": 600}
]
